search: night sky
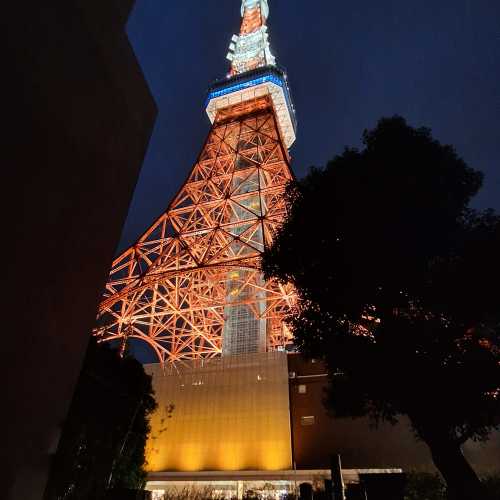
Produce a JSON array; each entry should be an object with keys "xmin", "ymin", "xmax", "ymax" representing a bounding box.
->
[{"xmin": 121, "ymin": 0, "xmax": 500, "ymax": 252}]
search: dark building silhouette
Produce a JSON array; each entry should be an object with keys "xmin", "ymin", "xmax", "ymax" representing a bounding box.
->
[
  {"xmin": 287, "ymin": 354, "xmax": 500, "ymax": 474},
  {"xmin": 2, "ymin": 1, "xmax": 157, "ymax": 498}
]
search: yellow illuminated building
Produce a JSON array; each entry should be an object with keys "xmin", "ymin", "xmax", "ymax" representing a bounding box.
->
[{"xmin": 145, "ymin": 352, "xmax": 292, "ymax": 473}]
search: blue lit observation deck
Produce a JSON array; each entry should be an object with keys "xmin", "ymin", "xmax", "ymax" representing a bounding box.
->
[{"xmin": 205, "ymin": 66, "xmax": 297, "ymax": 148}]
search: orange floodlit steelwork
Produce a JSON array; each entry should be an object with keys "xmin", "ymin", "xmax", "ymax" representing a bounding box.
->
[{"xmin": 94, "ymin": 0, "xmax": 296, "ymax": 363}]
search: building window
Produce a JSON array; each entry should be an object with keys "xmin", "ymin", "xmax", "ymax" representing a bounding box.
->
[
  {"xmin": 298, "ymin": 384, "xmax": 307, "ymax": 394},
  {"xmin": 301, "ymin": 416, "xmax": 315, "ymax": 426}
]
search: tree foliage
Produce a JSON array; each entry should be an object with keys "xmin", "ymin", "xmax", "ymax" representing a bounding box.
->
[
  {"xmin": 44, "ymin": 339, "xmax": 157, "ymax": 500},
  {"xmin": 263, "ymin": 117, "xmax": 500, "ymax": 499}
]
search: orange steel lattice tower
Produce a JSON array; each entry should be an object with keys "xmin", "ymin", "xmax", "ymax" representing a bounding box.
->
[{"xmin": 95, "ymin": 0, "xmax": 297, "ymax": 363}]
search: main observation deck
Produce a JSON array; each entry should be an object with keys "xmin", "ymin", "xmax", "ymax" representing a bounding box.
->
[{"xmin": 205, "ymin": 66, "xmax": 297, "ymax": 148}]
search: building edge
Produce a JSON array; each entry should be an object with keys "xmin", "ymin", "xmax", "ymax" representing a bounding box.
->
[{"xmin": 2, "ymin": 1, "xmax": 157, "ymax": 498}]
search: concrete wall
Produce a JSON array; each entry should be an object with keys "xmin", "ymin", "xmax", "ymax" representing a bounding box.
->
[{"xmin": 2, "ymin": 1, "xmax": 157, "ymax": 498}]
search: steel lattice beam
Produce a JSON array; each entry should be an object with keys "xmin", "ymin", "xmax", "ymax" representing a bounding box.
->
[{"xmin": 94, "ymin": 96, "xmax": 295, "ymax": 362}]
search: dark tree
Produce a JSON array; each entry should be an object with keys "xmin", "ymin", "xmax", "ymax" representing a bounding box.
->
[
  {"xmin": 44, "ymin": 339, "xmax": 157, "ymax": 500},
  {"xmin": 263, "ymin": 117, "xmax": 500, "ymax": 500}
]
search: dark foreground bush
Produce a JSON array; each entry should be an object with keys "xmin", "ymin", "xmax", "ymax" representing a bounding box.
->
[{"xmin": 404, "ymin": 472, "xmax": 500, "ymax": 500}]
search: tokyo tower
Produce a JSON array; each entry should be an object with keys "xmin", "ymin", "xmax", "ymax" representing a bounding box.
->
[{"xmin": 94, "ymin": 0, "xmax": 296, "ymax": 363}]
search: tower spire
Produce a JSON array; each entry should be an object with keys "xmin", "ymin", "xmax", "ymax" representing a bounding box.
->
[
  {"xmin": 227, "ymin": 0, "xmax": 276, "ymax": 75},
  {"xmin": 207, "ymin": 0, "xmax": 295, "ymax": 148}
]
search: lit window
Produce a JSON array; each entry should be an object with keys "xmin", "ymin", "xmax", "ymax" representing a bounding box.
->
[
  {"xmin": 298, "ymin": 384, "xmax": 307, "ymax": 394},
  {"xmin": 301, "ymin": 416, "xmax": 315, "ymax": 426}
]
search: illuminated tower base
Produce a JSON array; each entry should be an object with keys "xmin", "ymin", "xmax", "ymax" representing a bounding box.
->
[{"xmin": 95, "ymin": 87, "xmax": 295, "ymax": 362}]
